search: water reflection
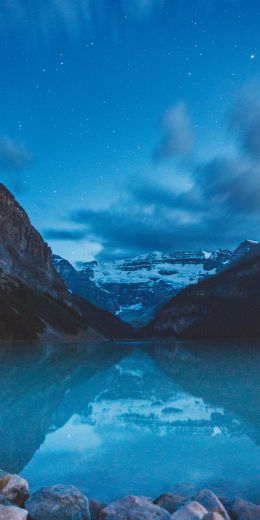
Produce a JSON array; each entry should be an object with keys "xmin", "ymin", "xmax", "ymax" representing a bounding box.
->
[{"xmin": 0, "ymin": 340, "xmax": 259, "ymax": 502}]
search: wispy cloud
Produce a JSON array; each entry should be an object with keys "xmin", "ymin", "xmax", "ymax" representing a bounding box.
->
[
  {"xmin": 45, "ymin": 83, "xmax": 260, "ymax": 259},
  {"xmin": 0, "ymin": 137, "xmax": 31, "ymax": 172},
  {"xmin": 230, "ymin": 84, "xmax": 260, "ymax": 160},
  {"xmin": 45, "ymin": 227, "xmax": 86, "ymax": 241},
  {"xmin": 0, "ymin": 0, "xmax": 163, "ymax": 42},
  {"xmin": 123, "ymin": 0, "xmax": 163, "ymax": 17},
  {"xmin": 154, "ymin": 103, "xmax": 194, "ymax": 161}
]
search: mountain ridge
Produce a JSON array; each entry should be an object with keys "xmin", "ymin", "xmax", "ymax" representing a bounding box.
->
[
  {"xmin": 143, "ymin": 252, "xmax": 260, "ymax": 339},
  {"xmin": 53, "ymin": 239, "xmax": 260, "ymax": 327}
]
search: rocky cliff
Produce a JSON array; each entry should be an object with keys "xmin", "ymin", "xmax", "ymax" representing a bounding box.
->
[
  {"xmin": 0, "ymin": 184, "xmax": 66, "ymax": 299},
  {"xmin": 0, "ymin": 184, "xmax": 131, "ymax": 342}
]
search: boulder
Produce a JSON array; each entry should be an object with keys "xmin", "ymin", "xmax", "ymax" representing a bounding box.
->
[
  {"xmin": 0, "ymin": 493, "xmax": 13, "ymax": 506},
  {"xmin": 0, "ymin": 504, "xmax": 28, "ymax": 520},
  {"xmin": 154, "ymin": 493, "xmax": 187, "ymax": 514},
  {"xmin": 172, "ymin": 501, "xmax": 208, "ymax": 520},
  {"xmin": 89, "ymin": 498, "xmax": 107, "ymax": 520},
  {"xmin": 195, "ymin": 490, "xmax": 230, "ymax": 520},
  {"xmin": 26, "ymin": 484, "xmax": 90, "ymax": 520},
  {"xmin": 226, "ymin": 499, "xmax": 260, "ymax": 520},
  {"xmin": 100, "ymin": 495, "xmax": 171, "ymax": 519},
  {"xmin": 0, "ymin": 471, "xmax": 29, "ymax": 507},
  {"xmin": 203, "ymin": 514, "xmax": 226, "ymax": 520}
]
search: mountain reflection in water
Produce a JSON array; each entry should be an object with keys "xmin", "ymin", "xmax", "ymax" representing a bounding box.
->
[{"xmin": 0, "ymin": 340, "xmax": 259, "ymax": 503}]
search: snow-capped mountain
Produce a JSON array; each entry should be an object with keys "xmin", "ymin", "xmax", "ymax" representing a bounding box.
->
[{"xmin": 53, "ymin": 240, "xmax": 260, "ymax": 328}]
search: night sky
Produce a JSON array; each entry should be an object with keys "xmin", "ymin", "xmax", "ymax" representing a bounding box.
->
[{"xmin": 1, "ymin": 0, "xmax": 260, "ymax": 263}]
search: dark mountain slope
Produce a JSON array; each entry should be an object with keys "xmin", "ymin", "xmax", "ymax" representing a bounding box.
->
[
  {"xmin": 144, "ymin": 254, "xmax": 260, "ymax": 339},
  {"xmin": 0, "ymin": 184, "xmax": 131, "ymax": 342},
  {"xmin": 0, "ymin": 269, "xmax": 132, "ymax": 342},
  {"xmin": 72, "ymin": 295, "xmax": 132, "ymax": 340},
  {"xmin": 0, "ymin": 269, "xmax": 85, "ymax": 341}
]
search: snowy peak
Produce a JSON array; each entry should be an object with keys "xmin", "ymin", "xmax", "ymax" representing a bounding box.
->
[
  {"xmin": 232, "ymin": 239, "xmax": 260, "ymax": 258},
  {"xmin": 53, "ymin": 239, "xmax": 259, "ymax": 328},
  {"xmin": 76, "ymin": 246, "xmax": 237, "ymax": 287}
]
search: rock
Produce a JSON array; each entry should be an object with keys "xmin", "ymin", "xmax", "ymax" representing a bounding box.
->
[
  {"xmin": 100, "ymin": 495, "xmax": 171, "ymax": 519},
  {"xmin": 195, "ymin": 490, "xmax": 230, "ymax": 520},
  {"xmin": 0, "ymin": 493, "xmax": 13, "ymax": 506},
  {"xmin": 0, "ymin": 471, "xmax": 29, "ymax": 507},
  {"xmin": 226, "ymin": 499, "xmax": 260, "ymax": 520},
  {"xmin": 26, "ymin": 484, "xmax": 90, "ymax": 520},
  {"xmin": 154, "ymin": 493, "xmax": 187, "ymax": 514},
  {"xmin": 89, "ymin": 498, "xmax": 107, "ymax": 520},
  {"xmin": 0, "ymin": 183, "xmax": 66, "ymax": 298},
  {"xmin": 172, "ymin": 501, "xmax": 208, "ymax": 520},
  {"xmin": 0, "ymin": 504, "xmax": 28, "ymax": 520},
  {"xmin": 203, "ymin": 514, "xmax": 226, "ymax": 520}
]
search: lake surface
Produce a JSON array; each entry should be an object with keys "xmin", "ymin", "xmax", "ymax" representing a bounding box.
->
[{"xmin": 0, "ymin": 340, "xmax": 259, "ymax": 503}]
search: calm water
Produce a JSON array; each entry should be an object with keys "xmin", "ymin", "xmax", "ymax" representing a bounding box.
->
[{"xmin": 0, "ymin": 340, "xmax": 259, "ymax": 502}]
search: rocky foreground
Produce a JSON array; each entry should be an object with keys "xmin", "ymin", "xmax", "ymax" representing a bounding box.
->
[{"xmin": 0, "ymin": 470, "xmax": 259, "ymax": 520}]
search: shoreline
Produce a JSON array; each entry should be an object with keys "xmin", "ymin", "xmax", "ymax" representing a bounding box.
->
[{"xmin": 0, "ymin": 470, "xmax": 259, "ymax": 520}]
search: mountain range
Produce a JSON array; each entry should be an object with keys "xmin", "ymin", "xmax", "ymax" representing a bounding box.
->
[
  {"xmin": 1, "ymin": 182, "xmax": 260, "ymax": 341},
  {"xmin": 53, "ymin": 239, "xmax": 260, "ymax": 328}
]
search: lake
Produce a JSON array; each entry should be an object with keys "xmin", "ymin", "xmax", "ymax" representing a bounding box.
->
[{"xmin": 0, "ymin": 340, "xmax": 259, "ymax": 503}]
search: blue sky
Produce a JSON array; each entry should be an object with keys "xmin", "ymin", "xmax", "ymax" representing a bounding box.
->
[{"xmin": 1, "ymin": 0, "xmax": 260, "ymax": 262}]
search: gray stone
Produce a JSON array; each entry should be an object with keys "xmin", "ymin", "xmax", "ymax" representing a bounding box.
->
[
  {"xmin": 195, "ymin": 490, "xmax": 230, "ymax": 520},
  {"xmin": 89, "ymin": 498, "xmax": 107, "ymax": 520},
  {"xmin": 26, "ymin": 484, "xmax": 90, "ymax": 520},
  {"xmin": 226, "ymin": 499, "xmax": 260, "ymax": 520},
  {"xmin": 172, "ymin": 501, "xmax": 208, "ymax": 520},
  {"xmin": 100, "ymin": 495, "xmax": 171, "ymax": 519},
  {"xmin": 0, "ymin": 504, "xmax": 28, "ymax": 520},
  {"xmin": 0, "ymin": 493, "xmax": 13, "ymax": 506},
  {"xmin": 154, "ymin": 493, "xmax": 187, "ymax": 514},
  {"xmin": 203, "ymin": 514, "xmax": 226, "ymax": 520},
  {"xmin": 0, "ymin": 471, "xmax": 29, "ymax": 507}
]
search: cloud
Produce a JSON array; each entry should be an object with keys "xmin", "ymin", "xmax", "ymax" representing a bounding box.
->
[
  {"xmin": 133, "ymin": 181, "xmax": 203, "ymax": 212},
  {"xmin": 44, "ymin": 228, "xmax": 87, "ymax": 241},
  {"xmin": 69, "ymin": 205, "xmax": 208, "ymax": 257},
  {"xmin": 123, "ymin": 0, "xmax": 162, "ymax": 17},
  {"xmin": 0, "ymin": 1, "xmax": 241, "ymax": 45},
  {"xmin": 45, "ymin": 165, "xmax": 258, "ymax": 259},
  {"xmin": 0, "ymin": 137, "xmax": 31, "ymax": 172},
  {"xmin": 197, "ymin": 156, "xmax": 260, "ymax": 213},
  {"xmin": 154, "ymin": 103, "xmax": 194, "ymax": 161},
  {"xmin": 0, "ymin": 0, "xmax": 163, "ymax": 42},
  {"xmin": 230, "ymin": 85, "xmax": 260, "ymax": 160},
  {"xmin": 46, "ymin": 83, "xmax": 260, "ymax": 260}
]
